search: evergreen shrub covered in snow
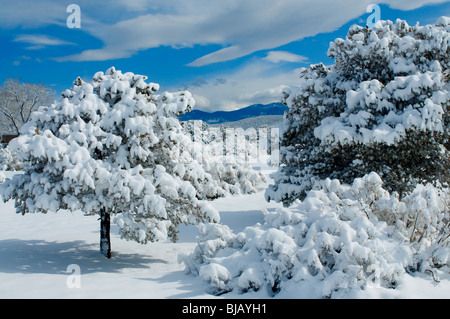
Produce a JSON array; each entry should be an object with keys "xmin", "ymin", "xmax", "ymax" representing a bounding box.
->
[
  {"xmin": 181, "ymin": 172, "xmax": 449, "ymax": 297},
  {"xmin": 0, "ymin": 67, "xmax": 265, "ymax": 257},
  {"xmin": 266, "ymin": 17, "xmax": 450, "ymax": 205}
]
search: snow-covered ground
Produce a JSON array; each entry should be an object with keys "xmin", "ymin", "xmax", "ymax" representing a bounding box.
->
[{"xmin": 0, "ymin": 170, "xmax": 449, "ymax": 299}]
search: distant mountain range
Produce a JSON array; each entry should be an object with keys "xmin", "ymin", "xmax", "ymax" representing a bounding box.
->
[{"xmin": 179, "ymin": 102, "xmax": 288, "ymax": 124}]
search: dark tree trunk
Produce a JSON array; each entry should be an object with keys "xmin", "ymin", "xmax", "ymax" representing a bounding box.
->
[{"xmin": 100, "ymin": 209, "xmax": 111, "ymax": 258}]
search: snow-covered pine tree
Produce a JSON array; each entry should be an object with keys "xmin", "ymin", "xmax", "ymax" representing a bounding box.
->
[
  {"xmin": 266, "ymin": 17, "xmax": 450, "ymax": 206},
  {"xmin": 0, "ymin": 67, "xmax": 263, "ymax": 258}
]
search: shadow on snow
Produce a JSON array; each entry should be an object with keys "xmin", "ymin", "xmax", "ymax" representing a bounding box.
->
[{"xmin": 0, "ymin": 239, "xmax": 166, "ymax": 275}]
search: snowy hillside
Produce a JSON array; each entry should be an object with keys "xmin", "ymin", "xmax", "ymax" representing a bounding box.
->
[
  {"xmin": 0, "ymin": 170, "xmax": 449, "ymax": 299},
  {"xmin": 210, "ymin": 115, "xmax": 283, "ymax": 130}
]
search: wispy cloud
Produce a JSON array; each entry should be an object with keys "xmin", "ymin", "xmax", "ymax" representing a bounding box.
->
[
  {"xmin": 12, "ymin": 55, "xmax": 31, "ymax": 66},
  {"xmin": 3, "ymin": 0, "xmax": 446, "ymax": 65},
  {"xmin": 178, "ymin": 59, "xmax": 305, "ymax": 111},
  {"xmin": 384, "ymin": 0, "xmax": 449, "ymax": 10},
  {"xmin": 263, "ymin": 51, "xmax": 308, "ymax": 64},
  {"xmin": 14, "ymin": 34, "xmax": 76, "ymax": 50},
  {"xmin": 53, "ymin": 0, "xmax": 448, "ymax": 66}
]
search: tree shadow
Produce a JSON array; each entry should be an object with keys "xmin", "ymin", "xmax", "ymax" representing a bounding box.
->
[
  {"xmin": 138, "ymin": 270, "xmax": 212, "ymax": 299},
  {"xmin": 0, "ymin": 239, "xmax": 166, "ymax": 275}
]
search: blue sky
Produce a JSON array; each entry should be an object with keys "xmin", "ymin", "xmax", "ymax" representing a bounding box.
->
[{"xmin": 1, "ymin": 0, "xmax": 449, "ymax": 111}]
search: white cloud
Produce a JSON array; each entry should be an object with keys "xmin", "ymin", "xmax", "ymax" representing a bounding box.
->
[
  {"xmin": 381, "ymin": 0, "xmax": 449, "ymax": 10},
  {"xmin": 2, "ymin": 0, "xmax": 448, "ymax": 65},
  {"xmin": 192, "ymin": 94, "xmax": 211, "ymax": 109},
  {"xmin": 12, "ymin": 55, "xmax": 31, "ymax": 66},
  {"xmin": 52, "ymin": 0, "xmax": 350, "ymax": 63},
  {"xmin": 14, "ymin": 34, "xmax": 76, "ymax": 49},
  {"xmin": 0, "ymin": 1, "xmax": 66, "ymax": 28},
  {"xmin": 0, "ymin": 0, "xmax": 162, "ymax": 28},
  {"xmin": 178, "ymin": 60, "xmax": 304, "ymax": 112},
  {"xmin": 56, "ymin": 0, "xmax": 447, "ymax": 65},
  {"xmin": 263, "ymin": 51, "xmax": 308, "ymax": 63}
]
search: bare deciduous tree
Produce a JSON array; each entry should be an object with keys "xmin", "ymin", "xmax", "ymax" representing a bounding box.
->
[{"xmin": 0, "ymin": 79, "xmax": 54, "ymax": 134}]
